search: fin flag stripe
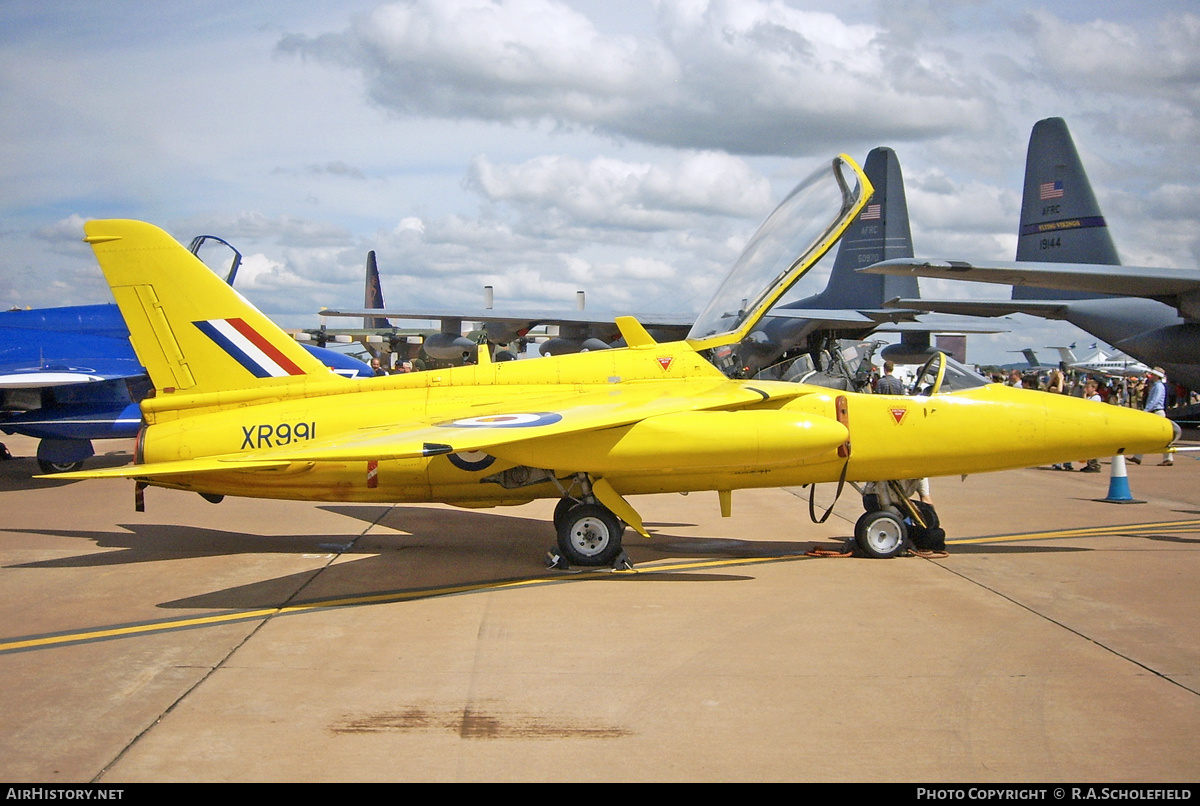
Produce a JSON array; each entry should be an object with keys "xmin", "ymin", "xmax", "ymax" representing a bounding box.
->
[
  {"xmin": 225, "ymin": 317, "xmax": 306, "ymax": 376},
  {"xmin": 194, "ymin": 318, "xmax": 306, "ymax": 378}
]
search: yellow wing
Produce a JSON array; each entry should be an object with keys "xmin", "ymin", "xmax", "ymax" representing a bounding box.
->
[{"xmin": 44, "ymin": 379, "xmax": 842, "ymax": 480}]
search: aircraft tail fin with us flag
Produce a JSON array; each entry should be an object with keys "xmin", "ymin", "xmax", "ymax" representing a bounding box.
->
[{"xmin": 1014, "ymin": 117, "xmax": 1121, "ymax": 301}]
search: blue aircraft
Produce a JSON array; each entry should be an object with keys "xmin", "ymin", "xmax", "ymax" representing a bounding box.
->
[{"xmin": 1, "ymin": 236, "xmax": 372, "ymax": 474}]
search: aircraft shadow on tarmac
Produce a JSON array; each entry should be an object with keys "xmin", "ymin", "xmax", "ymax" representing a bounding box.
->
[
  {"xmin": 0, "ymin": 451, "xmax": 134, "ymax": 492},
  {"xmin": 7, "ymin": 505, "xmax": 778, "ymax": 612},
  {"xmin": 13, "ymin": 502, "xmax": 1181, "ymax": 614}
]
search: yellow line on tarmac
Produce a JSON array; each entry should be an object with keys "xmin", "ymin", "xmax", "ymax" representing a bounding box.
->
[
  {"xmin": 0, "ymin": 553, "xmax": 810, "ymax": 655},
  {"xmin": 0, "ymin": 609, "xmax": 280, "ymax": 653},
  {"xmin": 949, "ymin": 519, "xmax": 1200, "ymax": 546}
]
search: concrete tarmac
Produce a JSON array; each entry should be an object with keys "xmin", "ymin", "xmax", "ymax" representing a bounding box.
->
[{"xmin": 1, "ymin": 432, "xmax": 1197, "ymax": 783}]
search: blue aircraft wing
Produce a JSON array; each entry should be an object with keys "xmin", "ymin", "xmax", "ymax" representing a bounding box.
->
[{"xmin": 0, "ymin": 304, "xmax": 144, "ymax": 387}]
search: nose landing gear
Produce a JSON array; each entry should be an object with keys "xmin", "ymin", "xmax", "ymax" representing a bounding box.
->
[{"xmin": 853, "ymin": 509, "xmax": 907, "ymax": 559}]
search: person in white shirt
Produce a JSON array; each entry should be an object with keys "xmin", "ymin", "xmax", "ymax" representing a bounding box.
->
[{"xmin": 1132, "ymin": 368, "xmax": 1173, "ymax": 466}]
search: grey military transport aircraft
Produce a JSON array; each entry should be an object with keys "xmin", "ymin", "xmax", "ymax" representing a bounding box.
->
[{"xmin": 863, "ymin": 117, "xmax": 1200, "ymax": 390}]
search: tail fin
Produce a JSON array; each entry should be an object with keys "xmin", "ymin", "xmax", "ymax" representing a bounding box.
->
[
  {"xmin": 84, "ymin": 220, "xmax": 332, "ymax": 397},
  {"xmin": 362, "ymin": 251, "xmax": 390, "ymax": 330},
  {"xmin": 792, "ymin": 146, "xmax": 919, "ymax": 309},
  {"xmin": 1049, "ymin": 345, "xmax": 1079, "ymax": 364},
  {"xmin": 1014, "ymin": 117, "xmax": 1121, "ymax": 300}
]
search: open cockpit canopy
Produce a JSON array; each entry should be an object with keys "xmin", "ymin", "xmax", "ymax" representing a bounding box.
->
[{"xmin": 687, "ymin": 155, "xmax": 870, "ymax": 349}]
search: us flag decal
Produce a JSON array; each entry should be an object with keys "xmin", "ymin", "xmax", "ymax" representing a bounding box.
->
[{"xmin": 1039, "ymin": 181, "xmax": 1064, "ymax": 200}]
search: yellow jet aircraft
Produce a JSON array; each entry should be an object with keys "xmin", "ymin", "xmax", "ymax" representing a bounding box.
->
[{"xmin": 51, "ymin": 156, "xmax": 1177, "ymax": 565}]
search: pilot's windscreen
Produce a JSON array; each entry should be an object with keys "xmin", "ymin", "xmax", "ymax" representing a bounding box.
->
[{"xmin": 937, "ymin": 358, "xmax": 989, "ymax": 392}]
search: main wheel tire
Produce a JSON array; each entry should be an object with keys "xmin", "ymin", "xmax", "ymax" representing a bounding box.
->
[
  {"xmin": 553, "ymin": 496, "xmax": 583, "ymax": 531},
  {"xmin": 556, "ymin": 503, "xmax": 625, "ymax": 567},
  {"xmin": 854, "ymin": 509, "xmax": 907, "ymax": 559},
  {"xmin": 37, "ymin": 458, "xmax": 84, "ymax": 474}
]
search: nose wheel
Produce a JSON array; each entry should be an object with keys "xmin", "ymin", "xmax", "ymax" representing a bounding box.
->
[
  {"xmin": 554, "ymin": 502, "xmax": 626, "ymax": 567},
  {"xmin": 854, "ymin": 509, "xmax": 908, "ymax": 559}
]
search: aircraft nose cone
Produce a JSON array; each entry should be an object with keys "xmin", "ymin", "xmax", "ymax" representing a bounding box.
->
[{"xmin": 1035, "ymin": 388, "xmax": 1176, "ymax": 461}]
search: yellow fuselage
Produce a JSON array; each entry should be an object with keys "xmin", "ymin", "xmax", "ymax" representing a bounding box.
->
[{"xmin": 134, "ymin": 342, "xmax": 1176, "ymax": 507}]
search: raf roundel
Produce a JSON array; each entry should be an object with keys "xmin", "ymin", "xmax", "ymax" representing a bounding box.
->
[
  {"xmin": 439, "ymin": 412, "xmax": 564, "ymax": 429},
  {"xmin": 447, "ymin": 451, "xmax": 497, "ymax": 472}
]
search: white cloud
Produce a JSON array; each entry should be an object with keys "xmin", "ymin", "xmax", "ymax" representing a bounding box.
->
[
  {"xmin": 33, "ymin": 214, "xmax": 88, "ymax": 244},
  {"xmin": 466, "ymin": 150, "xmax": 772, "ymax": 231},
  {"xmin": 906, "ymin": 168, "xmax": 1021, "ymax": 238},
  {"xmin": 172, "ymin": 212, "xmax": 353, "ymax": 248},
  {"xmin": 235, "ymin": 253, "xmax": 317, "ymax": 290},
  {"xmin": 279, "ymin": 0, "xmax": 994, "ymax": 155},
  {"xmin": 280, "ymin": 0, "xmax": 676, "ymax": 121},
  {"xmin": 1029, "ymin": 11, "xmax": 1200, "ymax": 102}
]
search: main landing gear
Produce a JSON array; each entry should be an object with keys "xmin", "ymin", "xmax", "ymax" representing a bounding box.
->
[{"xmin": 550, "ymin": 496, "xmax": 630, "ymax": 569}]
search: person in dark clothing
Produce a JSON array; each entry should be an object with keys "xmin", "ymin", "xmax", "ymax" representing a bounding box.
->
[{"xmin": 876, "ymin": 361, "xmax": 905, "ymax": 395}]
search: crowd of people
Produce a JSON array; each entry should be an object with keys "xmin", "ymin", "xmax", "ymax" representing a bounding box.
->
[
  {"xmin": 369, "ymin": 356, "xmax": 426, "ymax": 375},
  {"xmin": 992, "ymin": 366, "xmax": 1195, "ymax": 410},
  {"xmin": 867, "ymin": 358, "xmax": 1194, "ymax": 414}
]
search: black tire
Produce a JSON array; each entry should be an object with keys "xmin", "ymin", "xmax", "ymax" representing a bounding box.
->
[
  {"xmin": 556, "ymin": 503, "xmax": 625, "ymax": 567},
  {"xmin": 854, "ymin": 509, "xmax": 907, "ymax": 559},
  {"xmin": 37, "ymin": 458, "xmax": 84, "ymax": 474},
  {"xmin": 553, "ymin": 496, "xmax": 582, "ymax": 531}
]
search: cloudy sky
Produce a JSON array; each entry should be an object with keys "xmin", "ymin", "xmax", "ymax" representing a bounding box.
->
[{"xmin": 2, "ymin": 0, "xmax": 1198, "ymax": 365}]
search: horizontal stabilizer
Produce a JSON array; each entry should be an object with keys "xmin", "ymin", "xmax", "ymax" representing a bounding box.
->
[
  {"xmin": 764, "ymin": 308, "xmax": 890, "ymax": 324},
  {"xmin": 39, "ymin": 456, "xmax": 294, "ymax": 480},
  {"xmin": 879, "ymin": 317, "xmax": 1011, "ymax": 335},
  {"xmin": 887, "ymin": 297, "xmax": 1071, "ymax": 320},
  {"xmin": 863, "ymin": 259, "xmax": 1200, "ymax": 302}
]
